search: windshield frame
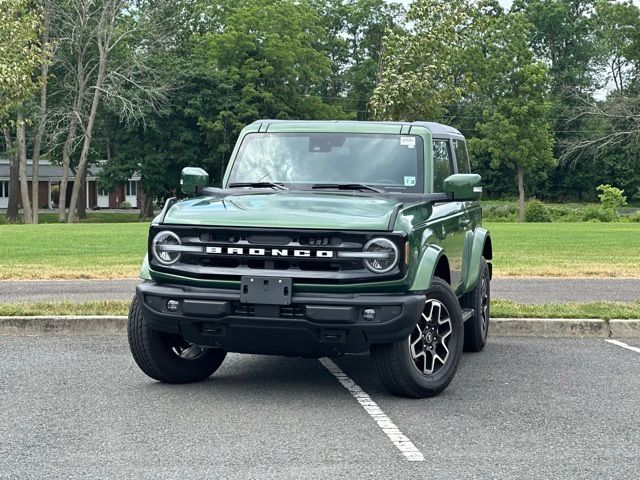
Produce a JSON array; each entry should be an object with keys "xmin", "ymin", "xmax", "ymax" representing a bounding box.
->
[{"xmin": 226, "ymin": 132, "xmax": 425, "ymax": 194}]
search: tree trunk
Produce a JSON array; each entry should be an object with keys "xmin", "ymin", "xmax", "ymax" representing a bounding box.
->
[
  {"xmin": 31, "ymin": 0, "xmax": 51, "ymax": 224},
  {"xmin": 59, "ymin": 13, "xmax": 86, "ymax": 223},
  {"xmin": 67, "ymin": 45, "xmax": 106, "ymax": 223},
  {"xmin": 58, "ymin": 114, "xmax": 78, "ymax": 222},
  {"xmin": 517, "ymin": 166, "xmax": 525, "ymax": 223},
  {"xmin": 77, "ymin": 168, "xmax": 87, "ymax": 219},
  {"xmin": 16, "ymin": 111, "xmax": 33, "ymax": 224},
  {"xmin": 3, "ymin": 128, "xmax": 20, "ymax": 222},
  {"xmin": 139, "ymin": 187, "xmax": 155, "ymax": 220}
]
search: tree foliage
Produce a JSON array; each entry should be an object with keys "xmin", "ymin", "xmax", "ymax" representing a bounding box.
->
[
  {"xmin": 0, "ymin": 0, "xmax": 45, "ymax": 116},
  {"xmin": 370, "ymin": 0, "xmax": 472, "ymax": 121},
  {"xmin": 2, "ymin": 0, "xmax": 640, "ymax": 215}
]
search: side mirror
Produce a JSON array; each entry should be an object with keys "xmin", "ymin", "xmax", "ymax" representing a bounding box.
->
[
  {"xmin": 443, "ymin": 174, "xmax": 482, "ymax": 201},
  {"xmin": 180, "ymin": 167, "xmax": 209, "ymax": 197}
]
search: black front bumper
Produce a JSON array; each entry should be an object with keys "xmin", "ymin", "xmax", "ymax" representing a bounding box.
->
[{"xmin": 137, "ymin": 282, "xmax": 425, "ymax": 357}]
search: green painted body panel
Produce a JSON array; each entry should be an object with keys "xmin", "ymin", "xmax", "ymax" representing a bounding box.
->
[
  {"xmin": 460, "ymin": 227, "xmax": 491, "ymax": 293},
  {"xmin": 162, "ymin": 191, "xmax": 401, "ymax": 230},
  {"xmin": 139, "ymin": 253, "xmax": 151, "ymax": 280},
  {"xmin": 180, "ymin": 167, "xmax": 209, "ymax": 196},
  {"xmin": 443, "ymin": 173, "xmax": 482, "ymax": 201},
  {"xmin": 148, "ymin": 120, "xmax": 491, "ymax": 297},
  {"xmin": 265, "ymin": 120, "xmax": 405, "ymax": 134},
  {"xmin": 408, "ymin": 244, "xmax": 445, "ymax": 292}
]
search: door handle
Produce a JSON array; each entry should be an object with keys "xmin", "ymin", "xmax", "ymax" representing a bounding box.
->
[{"xmin": 459, "ymin": 218, "xmax": 471, "ymax": 227}]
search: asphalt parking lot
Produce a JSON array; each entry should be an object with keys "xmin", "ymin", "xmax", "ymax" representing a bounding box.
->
[
  {"xmin": 3, "ymin": 278, "xmax": 640, "ymax": 303},
  {"xmin": 1, "ymin": 335, "xmax": 639, "ymax": 479}
]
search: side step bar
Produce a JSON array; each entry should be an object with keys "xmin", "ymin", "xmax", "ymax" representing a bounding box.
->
[{"xmin": 462, "ymin": 308, "xmax": 474, "ymax": 323}]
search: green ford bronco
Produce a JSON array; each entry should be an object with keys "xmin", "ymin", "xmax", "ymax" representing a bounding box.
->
[{"xmin": 128, "ymin": 120, "xmax": 492, "ymax": 398}]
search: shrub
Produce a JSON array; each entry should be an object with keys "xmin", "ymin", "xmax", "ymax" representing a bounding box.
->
[
  {"xmin": 547, "ymin": 205, "xmax": 581, "ymax": 222},
  {"xmin": 580, "ymin": 206, "xmax": 616, "ymax": 222},
  {"xmin": 597, "ymin": 184, "xmax": 627, "ymax": 211},
  {"xmin": 119, "ymin": 201, "xmax": 132, "ymax": 210},
  {"xmin": 483, "ymin": 203, "xmax": 518, "ymax": 222},
  {"xmin": 525, "ymin": 200, "xmax": 551, "ymax": 222},
  {"xmin": 626, "ymin": 211, "xmax": 640, "ymax": 222}
]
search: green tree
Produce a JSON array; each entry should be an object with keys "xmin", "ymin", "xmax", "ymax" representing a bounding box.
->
[
  {"xmin": 511, "ymin": 1, "xmax": 611, "ymax": 201},
  {"xmin": 467, "ymin": 10, "xmax": 555, "ymax": 221},
  {"xmin": 370, "ymin": 0, "xmax": 473, "ymax": 121},
  {"xmin": 101, "ymin": 0, "xmax": 351, "ymax": 215},
  {"xmin": 0, "ymin": 0, "xmax": 43, "ymax": 115},
  {"xmin": 512, "ymin": 0, "xmax": 599, "ymax": 96},
  {"xmin": 0, "ymin": 0, "xmax": 45, "ymax": 223},
  {"xmin": 312, "ymin": 0, "xmax": 403, "ymax": 119},
  {"xmin": 595, "ymin": 0, "xmax": 640, "ymax": 94}
]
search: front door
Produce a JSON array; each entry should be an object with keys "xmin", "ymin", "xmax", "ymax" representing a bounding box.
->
[
  {"xmin": 125, "ymin": 180, "xmax": 138, "ymax": 208},
  {"xmin": 97, "ymin": 188, "xmax": 109, "ymax": 208},
  {"xmin": 431, "ymin": 139, "xmax": 467, "ymax": 293}
]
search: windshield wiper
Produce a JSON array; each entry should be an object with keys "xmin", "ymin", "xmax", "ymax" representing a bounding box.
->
[
  {"xmin": 312, "ymin": 183, "xmax": 385, "ymax": 194},
  {"xmin": 228, "ymin": 182, "xmax": 289, "ymax": 191}
]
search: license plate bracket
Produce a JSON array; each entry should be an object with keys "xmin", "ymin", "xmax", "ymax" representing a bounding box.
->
[{"xmin": 240, "ymin": 276, "xmax": 292, "ymax": 305}]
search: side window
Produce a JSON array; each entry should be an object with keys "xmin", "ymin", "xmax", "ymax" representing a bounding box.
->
[
  {"xmin": 453, "ymin": 139, "xmax": 471, "ymax": 173},
  {"xmin": 126, "ymin": 181, "xmax": 137, "ymax": 196},
  {"xmin": 432, "ymin": 140, "xmax": 454, "ymax": 192}
]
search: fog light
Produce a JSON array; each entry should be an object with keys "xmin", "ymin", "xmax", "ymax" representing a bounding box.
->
[
  {"xmin": 166, "ymin": 300, "xmax": 179, "ymax": 311},
  {"xmin": 362, "ymin": 308, "xmax": 376, "ymax": 321}
]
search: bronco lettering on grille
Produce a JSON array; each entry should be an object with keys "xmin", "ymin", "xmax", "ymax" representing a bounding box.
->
[{"xmin": 205, "ymin": 246, "xmax": 334, "ymax": 258}]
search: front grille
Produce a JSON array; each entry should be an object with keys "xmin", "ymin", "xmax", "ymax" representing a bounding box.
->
[
  {"xmin": 232, "ymin": 303, "xmax": 305, "ymax": 319},
  {"xmin": 280, "ymin": 304, "xmax": 306, "ymax": 319},
  {"xmin": 232, "ymin": 302, "xmax": 255, "ymax": 316},
  {"xmin": 150, "ymin": 226, "xmax": 404, "ymax": 284}
]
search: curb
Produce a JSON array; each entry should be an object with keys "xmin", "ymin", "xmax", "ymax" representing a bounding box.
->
[
  {"xmin": 1, "ymin": 316, "xmax": 639, "ymax": 338},
  {"xmin": 608, "ymin": 319, "xmax": 640, "ymax": 338},
  {"xmin": 491, "ymin": 318, "xmax": 609, "ymax": 337},
  {"xmin": 0, "ymin": 316, "xmax": 126, "ymax": 336}
]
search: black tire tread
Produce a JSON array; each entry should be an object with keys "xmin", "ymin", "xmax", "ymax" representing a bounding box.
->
[
  {"xmin": 127, "ymin": 296, "xmax": 225, "ymax": 383},
  {"xmin": 127, "ymin": 296, "xmax": 167, "ymax": 382},
  {"xmin": 372, "ymin": 342, "xmax": 436, "ymax": 398},
  {"xmin": 371, "ymin": 277, "xmax": 463, "ymax": 398},
  {"xmin": 461, "ymin": 257, "xmax": 490, "ymax": 352}
]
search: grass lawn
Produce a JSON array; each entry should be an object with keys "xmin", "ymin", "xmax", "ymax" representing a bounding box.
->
[
  {"xmin": 0, "ymin": 212, "xmax": 143, "ymax": 224},
  {"xmin": 491, "ymin": 300, "xmax": 640, "ymax": 320},
  {"xmin": 0, "ymin": 300, "xmax": 131, "ymax": 316},
  {"xmin": 487, "ymin": 222, "xmax": 640, "ymax": 277},
  {"xmin": 0, "ymin": 221, "xmax": 638, "ymax": 279},
  {"xmin": 0, "ymin": 223, "xmax": 149, "ymax": 279},
  {"xmin": 2, "ymin": 299, "xmax": 639, "ymax": 319}
]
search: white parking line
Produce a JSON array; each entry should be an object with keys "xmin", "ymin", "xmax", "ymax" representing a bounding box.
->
[
  {"xmin": 319, "ymin": 357, "xmax": 425, "ymax": 462},
  {"xmin": 605, "ymin": 339, "xmax": 640, "ymax": 354}
]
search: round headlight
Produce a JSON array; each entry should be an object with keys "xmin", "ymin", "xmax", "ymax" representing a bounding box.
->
[
  {"xmin": 152, "ymin": 230, "xmax": 182, "ymax": 265},
  {"xmin": 363, "ymin": 238, "xmax": 399, "ymax": 274}
]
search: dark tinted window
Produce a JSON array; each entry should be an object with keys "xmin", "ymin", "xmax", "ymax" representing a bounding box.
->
[
  {"xmin": 453, "ymin": 139, "xmax": 471, "ymax": 173},
  {"xmin": 432, "ymin": 140, "xmax": 453, "ymax": 192}
]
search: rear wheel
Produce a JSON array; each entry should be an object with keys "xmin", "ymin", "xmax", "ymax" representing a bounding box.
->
[
  {"xmin": 461, "ymin": 257, "xmax": 491, "ymax": 352},
  {"xmin": 127, "ymin": 296, "xmax": 226, "ymax": 383},
  {"xmin": 371, "ymin": 277, "xmax": 464, "ymax": 398}
]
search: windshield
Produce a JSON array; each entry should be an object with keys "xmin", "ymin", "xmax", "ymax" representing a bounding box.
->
[{"xmin": 228, "ymin": 133, "xmax": 424, "ymax": 193}]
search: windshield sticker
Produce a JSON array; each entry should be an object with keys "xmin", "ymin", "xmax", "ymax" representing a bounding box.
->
[
  {"xmin": 404, "ymin": 176, "xmax": 416, "ymax": 187},
  {"xmin": 400, "ymin": 136, "xmax": 416, "ymax": 148}
]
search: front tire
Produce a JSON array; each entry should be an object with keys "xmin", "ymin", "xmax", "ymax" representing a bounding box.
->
[
  {"xmin": 127, "ymin": 296, "xmax": 226, "ymax": 383},
  {"xmin": 371, "ymin": 277, "xmax": 464, "ymax": 398}
]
